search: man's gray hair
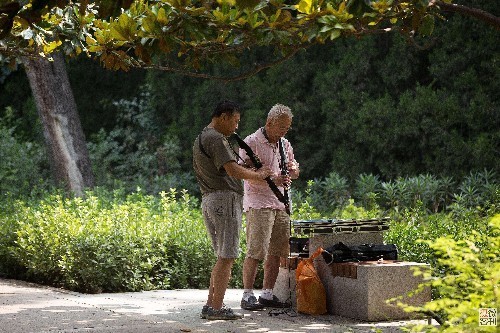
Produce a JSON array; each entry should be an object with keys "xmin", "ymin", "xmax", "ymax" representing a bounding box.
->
[{"xmin": 267, "ymin": 104, "xmax": 293, "ymax": 121}]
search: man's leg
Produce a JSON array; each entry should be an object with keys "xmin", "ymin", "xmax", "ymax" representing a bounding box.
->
[
  {"xmin": 258, "ymin": 210, "xmax": 291, "ymax": 307},
  {"xmin": 203, "ymin": 191, "xmax": 244, "ymax": 320},
  {"xmin": 243, "ymin": 208, "xmax": 274, "ymax": 288},
  {"xmin": 241, "ymin": 256, "xmax": 265, "ymax": 310},
  {"xmin": 240, "ymin": 208, "xmax": 272, "ymax": 310},
  {"xmin": 242, "ymin": 256, "xmax": 259, "ymax": 289},
  {"xmin": 209, "ymin": 257, "xmax": 235, "ymax": 310},
  {"xmin": 205, "ymin": 256, "xmax": 244, "ymax": 320},
  {"xmin": 264, "ymin": 210, "xmax": 289, "ymax": 290},
  {"xmin": 206, "ymin": 266, "xmax": 215, "ymax": 307},
  {"xmin": 262, "ymin": 254, "xmax": 280, "ymax": 290}
]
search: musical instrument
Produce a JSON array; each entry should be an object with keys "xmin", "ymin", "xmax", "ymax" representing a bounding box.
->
[
  {"xmin": 292, "ymin": 217, "xmax": 390, "ymax": 236},
  {"xmin": 232, "ymin": 132, "xmax": 290, "ymax": 215},
  {"xmin": 278, "ymin": 138, "xmax": 291, "ymax": 215}
]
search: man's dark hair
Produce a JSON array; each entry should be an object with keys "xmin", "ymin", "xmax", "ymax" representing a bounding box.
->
[{"xmin": 211, "ymin": 100, "xmax": 241, "ymax": 118}]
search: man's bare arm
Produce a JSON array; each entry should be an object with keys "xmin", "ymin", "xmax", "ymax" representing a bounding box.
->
[{"xmin": 224, "ymin": 161, "xmax": 272, "ymax": 181}]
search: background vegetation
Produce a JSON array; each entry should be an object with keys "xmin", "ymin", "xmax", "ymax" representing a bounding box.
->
[
  {"xmin": 0, "ymin": 0, "xmax": 498, "ymax": 331},
  {"xmin": 0, "ymin": 0, "xmax": 498, "ymax": 196},
  {"xmin": 0, "ymin": 185, "xmax": 497, "ymax": 331}
]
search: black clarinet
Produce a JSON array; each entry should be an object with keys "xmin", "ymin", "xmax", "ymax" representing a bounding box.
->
[{"xmin": 278, "ymin": 139, "xmax": 291, "ymax": 215}]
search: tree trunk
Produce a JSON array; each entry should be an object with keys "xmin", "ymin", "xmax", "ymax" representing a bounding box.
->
[{"xmin": 23, "ymin": 53, "xmax": 94, "ymax": 196}]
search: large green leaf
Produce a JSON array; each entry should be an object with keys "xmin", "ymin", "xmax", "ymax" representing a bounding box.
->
[{"xmin": 419, "ymin": 14, "xmax": 435, "ymax": 37}]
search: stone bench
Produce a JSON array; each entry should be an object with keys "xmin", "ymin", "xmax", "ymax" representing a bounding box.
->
[
  {"xmin": 274, "ymin": 257, "xmax": 430, "ymax": 321},
  {"xmin": 313, "ymin": 232, "xmax": 430, "ymax": 321},
  {"xmin": 317, "ymin": 259, "xmax": 431, "ymax": 321},
  {"xmin": 273, "ymin": 231, "xmax": 430, "ymax": 321}
]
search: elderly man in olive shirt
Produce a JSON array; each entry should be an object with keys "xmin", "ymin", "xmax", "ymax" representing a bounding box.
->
[{"xmin": 193, "ymin": 100, "xmax": 272, "ymax": 320}]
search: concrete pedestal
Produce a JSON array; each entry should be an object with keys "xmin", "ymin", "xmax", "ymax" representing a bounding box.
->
[
  {"xmin": 316, "ymin": 259, "xmax": 431, "ymax": 321},
  {"xmin": 309, "ymin": 232, "xmax": 430, "ymax": 321}
]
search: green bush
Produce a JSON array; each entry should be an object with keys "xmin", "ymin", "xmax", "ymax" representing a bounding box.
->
[
  {"xmin": 291, "ymin": 180, "xmax": 323, "ymax": 221},
  {"xmin": 314, "ymin": 172, "xmax": 351, "ymax": 212},
  {"xmin": 0, "ymin": 188, "xmax": 213, "ymax": 293},
  {"xmin": 0, "ymin": 122, "xmax": 51, "ymax": 197},
  {"xmin": 354, "ymin": 173, "xmax": 381, "ymax": 211},
  {"xmin": 86, "ymin": 90, "xmax": 199, "ymax": 196},
  {"xmin": 307, "ymin": 169, "xmax": 498, "ymax": 215},
  {"xmin": 394, "ymin": 214, "xmax": 499, "ymax": 332},
  {"xmin": 384, "ymin": 203, "xmax": 497, "ymax": 265},
  {"xmin": 1, "ymin": 175, "xmax": 498, "ymax": 306},
  {"xmin": 0, "ymin": 198, "xmax": 26, "ymax": 279}
]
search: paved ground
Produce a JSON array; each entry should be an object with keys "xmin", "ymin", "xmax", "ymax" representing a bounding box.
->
[{"xmin": 0, "ymin": 278, "xmax": 432, "ymax": 333}]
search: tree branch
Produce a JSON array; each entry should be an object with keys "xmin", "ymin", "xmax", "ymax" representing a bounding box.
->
[
  {"xmin": 138, "ymin": 48, "xmax": 301, "ymax": 82},
  {"xmin": 432, "ymin": 0, "xmax": 500, "ymax": 30}
]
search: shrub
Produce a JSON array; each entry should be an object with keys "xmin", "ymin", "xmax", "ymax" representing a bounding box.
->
[
  {"xmin": 395, "ymin": 214, "xmax": 499, "ymax": 332},
  {"xmin": 354, "ymin": 173, "xmax": 381, "ymax": 211},
  {"xmin": 291, "ymin": 180, "xmax": 323, "ymax": 221},
  {"xmin": 86, "ymin": 90, "xmax": 199, "ymax": 196},
  {"xmin": 1, "ymin": 188, "xmax": 213, "ymax": 293},
  {"xmin": 317, "ymin": 172, "xmax": 351, "ymax": 212},
  {"xmin": 1, "ymin": 173, "xmax": 498, "ymax": 298},
  {"xmin": 0, "ymin": 124, "xmax": 51, "ymax": 197},
  {"xmin": 454, "ymin": 169, "xmax": 499, "ymax": 209},
  {"xmin": 0, "ymin": 197, "xmax": 27, "ymax": 279},
  {"xmin": 385, "ymin": 204, "xmax": 496, "ymax": 266}
]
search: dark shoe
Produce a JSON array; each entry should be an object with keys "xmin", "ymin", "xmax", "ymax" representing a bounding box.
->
[
  {"xmin": 241, "ymin": 295, "xmax": 265, "ymax": 310},
  {"xmin": 200, "ymin": 304, "xmax": 209, "ymax": 319},
  {"xmin": 206, "ymin": 306, "xmax": 243, "ymax": 320},
  {"xmin": 258, "ymin": 295, "xmax": 291, "ymax": 308}
]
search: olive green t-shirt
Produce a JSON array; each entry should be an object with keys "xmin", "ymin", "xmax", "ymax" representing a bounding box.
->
[{"xmin": 193, "ymin": 127, "xmax": 243, "ymax": 195}]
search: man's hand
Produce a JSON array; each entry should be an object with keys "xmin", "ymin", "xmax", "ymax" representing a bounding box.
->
[
  {"xmin": 273, "ymin": 174, "xmax": 292, "ymax": 189},
  {"xmin": 224, "ymin": 161, "xmax": 271, "ymax": 181},
  {"xmin": 288, "ymin": 160, "xmax": 300, "ymax": 179},
  {"xmin": 257, "ymin": 166, "xmax": 273, "ymax": 180}
]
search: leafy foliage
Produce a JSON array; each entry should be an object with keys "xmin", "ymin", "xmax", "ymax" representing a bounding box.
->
[
  {"xmin": 390, "ymin": 214, "xmax": 499, "ymax": 332},
  {"xmin": 294, "ymin": 169, "xmax": 498, "ymax": 216},
  {"xmin": 0, "ymin": 0, "xmax": 465, "ymax": 78},
  {"xmin": 0, "ymin": 112, "xmax": 51, "ymax": 197},
  {"xmin": 0, "ymin": 180, "xmax": 498, "ymax": 333},
  {"xmin": 86, "ymin": 87, "xmax": 199, "ymax": 195},
  {"xmin": 135, "ymin": 2, "xmax": 498, "ymax": 185},
  {"xmin": 0, "ymin": 188, "xmax": 213, "ymax": 292},
  {"xmin": 310, "ymin": 171, "xmax": 351, "ymax": 212},
  {"xmin": 1, "ymin": 2, "xmax": 498, "ymax": 190}
]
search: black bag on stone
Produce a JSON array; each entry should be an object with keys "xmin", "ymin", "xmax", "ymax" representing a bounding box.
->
[
  {"xmin": 321, "ymin": 242, "xmax": 398, "ymax": 264},
  {"xmin": 289, "ymin": 237, "xmax": 309, "ymax": 258}
]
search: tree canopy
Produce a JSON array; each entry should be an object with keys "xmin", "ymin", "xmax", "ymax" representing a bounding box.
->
[{"xmin": 1, "ymin": 0, "xmax": 497, "ymax": 80}]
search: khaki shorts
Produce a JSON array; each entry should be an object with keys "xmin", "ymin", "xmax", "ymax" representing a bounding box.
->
[
  {"xmin": 245, "ymin": 208, "xmax": 290, "ymax": 260},
  {"xmin": 202, "ymin": 191, "xmax": 243, "ymax": 259}
]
